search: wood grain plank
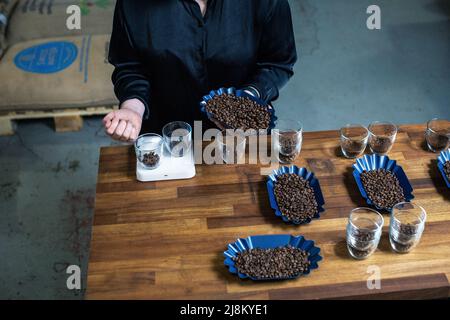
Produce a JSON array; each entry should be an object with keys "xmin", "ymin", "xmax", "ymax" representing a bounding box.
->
[{"xmin": 268, "ymin": 273, "xmax": 449, "ymax": 300}]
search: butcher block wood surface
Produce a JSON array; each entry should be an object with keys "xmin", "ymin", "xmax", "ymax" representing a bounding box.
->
[{"xmin": 86, "ymin": 124, "xmax": 450, "ymax": 299}]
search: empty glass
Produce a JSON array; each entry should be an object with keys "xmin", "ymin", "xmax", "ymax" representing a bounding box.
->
[
  {"xmin": 162, "ymin": 121, "xmax": 192, "ymax": 157},
  {"xmin": 340, "ymin": 124, "xmax": 369, "ymax": 158},
  {"xmin": 347, "ymin": 207, "xmax": 384, "ymax": 259},
  {"xmin": 368, "ymin": 121, "xmax": 398, "ymax": 154},
  {"xmin": 389, "ymin": 202, "xmax": 426, "ymax": 253},
  {"xmin": 273, "ymin": 119, "xmax": 303, "ymax": 164},
  {"xmin": 135, "ymin": 133, "xmax": 163, "ymax": 170},
  {"xmin": 425, "ymin": 118, "xmax": 449, "ymax": 153},
  {"xmin": 216, "ymin": 130, "xmax": 247, "ymax": 164}
]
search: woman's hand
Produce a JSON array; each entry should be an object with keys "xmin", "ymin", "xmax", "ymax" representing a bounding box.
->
[{"xmin": 103, "ymin": 99, "xmax": 145, "ymax": 142}]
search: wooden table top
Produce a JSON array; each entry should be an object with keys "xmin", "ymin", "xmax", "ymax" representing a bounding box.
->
[{"xmin": 86, "ymin": 124, "xmax": 450, "ymax": 299}]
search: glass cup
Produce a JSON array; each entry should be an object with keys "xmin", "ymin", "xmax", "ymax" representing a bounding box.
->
[
  {"xmin": 162, "ymin": 121, "xmax": 192, "ymax": 157},
  {"xmin": 273, "ymin": 119, "xmax": 303, "ymax": 164},
  {"xmin": 368, "ymin": 121, "xmax": 398, "ymax": 155},
  {"xmin": 216, "ymin": 130, "xmax": 247, "ymax": 164},
  {"xmin": 425, "ymin": 118, "xmax": 450, "ymax": 153},
  {"xmin": 347, "ymin": 207, "xmax": 384, "ymax": 260},
  {"xmin": 389, "ymin": 202, "xmax": 426, "ymax": 253},
  {"xmin": 340, "ymin": 124, "xmax": 369, "ymax": 159},
  {"xmin": 135, "ymin": 133, "xmax": 163, "ymax": 170}
]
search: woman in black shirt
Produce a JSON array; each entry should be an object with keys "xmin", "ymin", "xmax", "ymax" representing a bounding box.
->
[{"xmin": 104, "ymin": 0, "xmax": 297, "ymax": 141}]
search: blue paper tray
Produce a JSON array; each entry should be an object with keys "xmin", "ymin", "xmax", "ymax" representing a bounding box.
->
[
  {"xmin": 437, "ymin": 149, "xmax": 450, "ymax": 188},
  {"xmin": 267, "ymin": 166, "xmax": 325, "ymax": 225},
  {"xmin": 353, "ymin": 154, "xmax": 414, "ymax": 211},
  {"xmin": 224, "ymin": 234, "xmax": 322, "ymax": 281},
  {"xmin": 200, "ymin": 87, "xmax": 277, "ymax": 130}
]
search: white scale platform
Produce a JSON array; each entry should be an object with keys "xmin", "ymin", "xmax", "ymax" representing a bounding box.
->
[{"xmin": 136, "ymin": 146, "xmax": 196, "ymax": 182}]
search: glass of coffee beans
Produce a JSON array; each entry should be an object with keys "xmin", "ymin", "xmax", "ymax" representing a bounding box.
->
[
  {"xmin": 216, "ymin": 130, "xmax": 247, "ymax": 164},
  {"xmin": 162, "ymin": 121, "xmax": 192, "ymax": 157},
  {"xmin": 340, "ymin": 124, "xmax": 369, "ymax": 158},
  {"xmin": 389, "ymin": 202, "xmax": 426, "ymax": 253},
  {"xmin": 368, "ymin": 121, "xmax": 398, "ymax": 154},
  {"xmin": 347, "ymin": 208, "xmax": 384, "ymax": 259},
  {"xmin": 135, "ymin": 133, "xmax": 163, "ymax": 170},
  {"xmin": 273, "ymin": 119, "xmax": 303, "ymax": 164},
  {"xmin": 425, "ymin": 118, "xmax": 449, "ymax": 153}
]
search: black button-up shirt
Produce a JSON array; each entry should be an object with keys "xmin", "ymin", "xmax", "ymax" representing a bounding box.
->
[{"xmin": 109, "ymin": 0, "xmax": 297, "ymax": 132}]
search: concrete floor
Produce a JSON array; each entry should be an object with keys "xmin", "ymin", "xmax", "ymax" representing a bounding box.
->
[{"xmin": 0, "ymin": 0, "xmax": 449, "ymax": 299}]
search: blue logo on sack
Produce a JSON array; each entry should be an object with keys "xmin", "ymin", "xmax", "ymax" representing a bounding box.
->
[{"xmin": 14, "ymin": 41, "xmax": 78, "ymax": 74}]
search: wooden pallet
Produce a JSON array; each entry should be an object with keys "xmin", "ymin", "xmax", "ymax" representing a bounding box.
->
[{"xmin": 0, "ymin": 106, "xmax": 118, "ymax": 136}]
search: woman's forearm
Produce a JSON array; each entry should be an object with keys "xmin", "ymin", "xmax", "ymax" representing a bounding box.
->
[
  {"xmin": 109, "ymin": 0, "xmax": 151, "ymax": 119},
  {"xmin": 244, "ymin": 0, "xmax": 297, "ymax": 103},
  {"xmin": 121, "ymin": 99, "xmax": 146, "ymax": 118}
]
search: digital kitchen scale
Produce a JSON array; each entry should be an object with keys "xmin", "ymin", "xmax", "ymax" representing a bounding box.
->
[{"xmin": 136, "ymin": 145, "xmax": 196, "ymax": 182}]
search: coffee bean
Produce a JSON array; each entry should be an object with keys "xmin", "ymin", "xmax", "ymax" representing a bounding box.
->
[
  {"xmin": 205, "ymin": 93, "xmax": 271, "ymax": 130},
  {"xmin": 444, "ymin": 161, "xmax": 450, "ymax": 182},
  {"xmin": 274, "ymin": 173, "xmax": 318, "ymax": 223},
  {"xmin": 360, "ymin": 169, "xmax": 405, "ymax": 210},
  {"xmin": 232, "ymin": 245, "xmax": 310, "ymax": 279},
  {"xmin": 141, "ymin": 151, "xmax": 160, "ymax": 169}
]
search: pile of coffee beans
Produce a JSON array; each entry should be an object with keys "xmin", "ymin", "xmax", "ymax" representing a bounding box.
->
[
  {"xmin": 274, "ymin": 173, "xmax": 318, "ymax": 223},
  {"xmin": 341, "ymin": 140, "xmax": 365, "ymax": 158},
  {"xmin": 142, "ymin": 151, "xmax": 160, "ymax": 168},
  {"xmin": 444, "ymin": 161, "xmax": 450, "ymax": 181},
  {"xmin": 232, "ymin": 246, "xmax": 310, "ymax": 279},
  {"xmin": 205, "ymin": 94, "xmax": 271, "ymax": 130},
  {"xmin": 369, "ymin": 136, "xmax": 393, "ymax": 154},
  {"xmin": 390, "ymin": 223, "xmax": 417, "ymax": 253},
  {"xmin": 347, "ymin": 230, "xmax": 377, "ymax": 259},
  {"xmin": 353, "ymin": 230, "xmax": 376, "ymax": 242},
  {"xmin": 278, "ymin": 132, "xmax": 301, "ymax": 163},
  {"xmin": 360, "ymin": 169, "xmax": 405, "ymax": 209}
]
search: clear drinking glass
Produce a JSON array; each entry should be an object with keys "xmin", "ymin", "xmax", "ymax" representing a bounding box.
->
[
  {"xmin": 340, "ymin": 124, "xmax": 369, "ymax": 158},
  {"xmin": 347, "ymin": 207, "xmax": 384, "ymax": 259},
  {"xmin": 216, "ymin": 130, "xmax": 247, "ymax": 164},
  {"xmin": 368, "ymin": 121, "xmax": 398, "ymax": 154},
  {"xmin": 273, "ymin": 119, "xmax": 303, "ymax": 164},
  {"xmin": 425, "ymin": 118, "xmax": 450, "ymax": 153},
  {"xmin": 162, "ymin": 121, "xmax": 192, "ymax": 157},
  {"xmin": 135, "ymin": 133, "xmax": 163, "ymax": 170},
  {"xmin": 389, "ymin": 202, "xmax": 426, "ymax": 253}
]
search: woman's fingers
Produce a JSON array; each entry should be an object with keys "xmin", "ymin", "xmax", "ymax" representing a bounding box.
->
[
  {"xmin": 120, "ymin": 122, "xmax": 134, "ymax": 141},
  {"xmin": 106, "ymin": 116, "xmax": 120, "ymax": 136},
  {"xmin": 104, "ymin": 109, "xmax": 142, "ymax": 141},
  {"xmin": 129, "ymin": 127, "xmax": 139, "ymax": 142},
  {"xmin": 103, "ymin": 111, "xmax": 115, "ymax": 128},
  {"xmin": 113, "ymin": 120, "xmax": 128, "ymax": 140}
]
